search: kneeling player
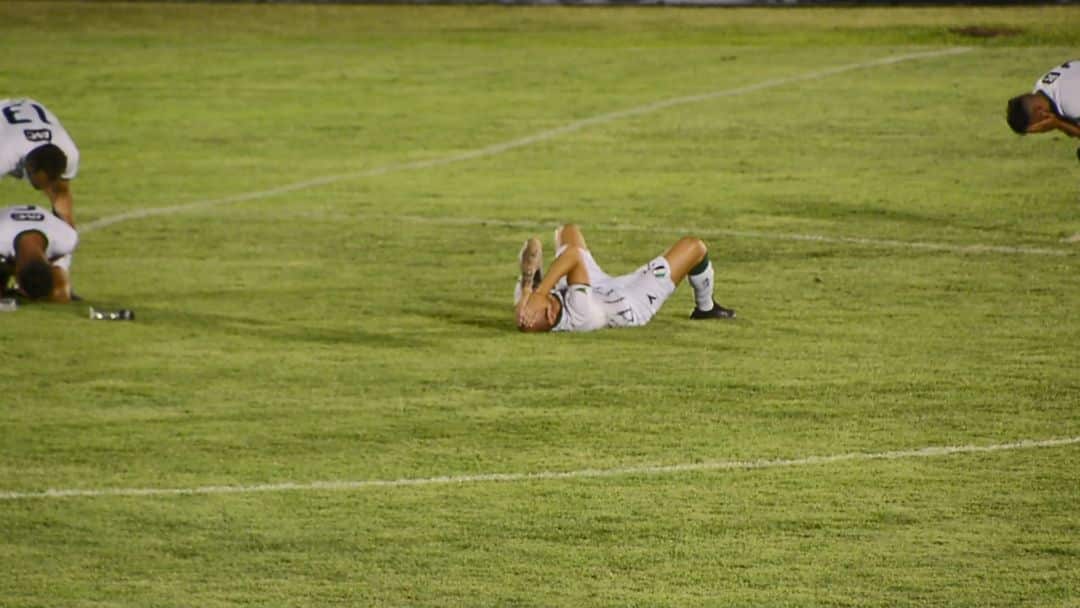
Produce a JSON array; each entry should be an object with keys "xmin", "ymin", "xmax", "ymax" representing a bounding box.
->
[
  {"xmin": 0, "ymin": 204, "xmax": 78, "ymax": 302},
  {"xmin": 514, "ymin": 224, "xmax": 735, "ymax": 333},
  {"xmin": 1006, "ymin": 60, "xmax": 1080, "ymax": 142}
]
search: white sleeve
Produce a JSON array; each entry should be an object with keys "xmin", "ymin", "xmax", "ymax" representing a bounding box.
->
[
  {"xmin": 51, "ymin": 254, "xmax": 72, "ymax": 271},
  {"xmin": 44, "ymin": 213, "xmax": 78, "ymax": 259}
]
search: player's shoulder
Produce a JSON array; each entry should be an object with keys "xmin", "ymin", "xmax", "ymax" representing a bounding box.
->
[
  {"xmin": 0, "ymin": 204, "xmax": 50, "ymax": 219},
  {"xmin": 0, "ymin": 97, "xmax": 40, "ymax": 110},
  {"xmin": 1040, "ymin": 60, "xmax": 1080, "ymax": 82}
]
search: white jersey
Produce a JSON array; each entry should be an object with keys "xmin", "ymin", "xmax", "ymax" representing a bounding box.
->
[
  {"xmin": 1034, "ymin": 60, "xmax": 1080, "ymax": 122},
  {"xmin": 551, "ymin": 248, "xmax": 677, "ymax": 332},
  {"xmin": 0, "ymin": 204, "xmax": 79, "ymax": 270},
  {"xmin": 0, "ymin": 98, "xmax": 80, "ymax": 181}
]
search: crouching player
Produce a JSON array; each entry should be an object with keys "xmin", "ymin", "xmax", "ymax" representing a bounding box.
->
[
  {"xmin": 0, "ymin": 204, "xmax": 77, "ymax": 302},
  {"xmin": 515, "ymin": 224, "xmax": 735, "ymax": 333},
  {"xmin": 1006, "ymin": 60, "xmax": 1080, "ymax": 141}
]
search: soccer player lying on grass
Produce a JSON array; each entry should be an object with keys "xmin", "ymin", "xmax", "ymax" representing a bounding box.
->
[
  {"xmin": 1006, "ymin": 60, "xmax": 1080, "ymax": 142},
  {"xmin": 514, "ymin": 224, "xmax": 735, "ymax": 333},
  {"xmin": 0, "ymin": 204, "xmax": 77, "ymax": 303}
]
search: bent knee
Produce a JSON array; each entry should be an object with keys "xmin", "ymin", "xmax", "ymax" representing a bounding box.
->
[
  {"xmin": 555, "ymin": 224, "xmax": 586, "ymax": 249},
  {"xmin": 680, "ymin": 236, "xmax": 708, "ymax": 258}
]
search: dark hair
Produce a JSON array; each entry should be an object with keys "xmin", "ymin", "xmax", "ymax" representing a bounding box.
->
[
  {"xmin": 24, "ymin": 144, "xmax": 68, "ymax": 180},
  {"xmin": 17, "ymin": 259, "xmax": 54, "ymax": 299},
  {"xmin": 1006, "ymin": 95, "xmax": 1030, "ymax": 135}
]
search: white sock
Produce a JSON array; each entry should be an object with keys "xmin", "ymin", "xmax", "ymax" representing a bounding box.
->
[{"xmin": 688, "ymin": 261, "xmax": 715, "ymax": 311}]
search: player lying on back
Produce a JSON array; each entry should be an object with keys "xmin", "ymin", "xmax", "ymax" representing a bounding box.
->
[
  {"xmin": 0, "ymin": 204, "xmax": 78, "ymax": 302},
  {"xmin": 514, "ymin": 224, "xmax": 735, "ymax": 333},
  {"xmin": 1006, "ymin": 60, "xmax": 1080, "ymax": 141}
]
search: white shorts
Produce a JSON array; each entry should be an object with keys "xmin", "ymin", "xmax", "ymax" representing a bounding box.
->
[
  {"xmin": 559, "ymin": 246, "xmax": 677, "ymax": 328},
  {"xmin": 600, "ymin": 255, "xmax": 678, "ymax": 327}
]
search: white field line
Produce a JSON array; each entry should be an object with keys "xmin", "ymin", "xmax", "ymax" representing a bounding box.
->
[
  {"xmin": 1, "ymin": 436, "xmax": 1076, "ymax": 501},
  {"xmin": 81, "ymin": 47, "xmax": 972, "ymax": 235},
  {"xmin": 382, "ymin": 214, "xmax": 1075, "ymax": 257}
]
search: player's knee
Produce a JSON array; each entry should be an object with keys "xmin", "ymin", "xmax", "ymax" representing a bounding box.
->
[
  {"xmin": 559, "ymin": 244, "xmax": 584, "ymax": 263},
  {"xmin": 681, "ymin": 236, "xmax": 708, "ymax": 260},
  {"xmin": 556, "ymin": 224, "xmax": 585, "ymax": 249}
]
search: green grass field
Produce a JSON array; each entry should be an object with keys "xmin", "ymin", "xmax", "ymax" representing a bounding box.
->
[{"xmin": 1, "ymin": 2, "xmax": 1079, "ymax": 606}]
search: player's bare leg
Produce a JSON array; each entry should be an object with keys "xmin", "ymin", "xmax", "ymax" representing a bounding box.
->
[
  {"xmin": 662, "ymin": 236, "xmax": 708, "ymax": 284},
  {"xmin": 554, "ymin": 223, "xmax": 587, "ymax": 253},
  {"xmin": 662, "ymin": 236, "xmax": 735, "ymax": 320},
  {"xmin": 550, "ymin": 225, "xmax": 593, "ymax": 287}
]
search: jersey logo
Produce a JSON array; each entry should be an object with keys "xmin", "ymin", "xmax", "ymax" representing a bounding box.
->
[
  {"xmin": 647, "ymin": 294, "xmax": 657, "ymax": 305},
  {"xmin": 1042, "ymin": 71, "xmax": 1061, "ymax": 85},
  {"xmin": 608, "ymin": 307, "xmax": 635, "ymax": 328},
  {"xmin": 23, "ymin": 128, "xmax": 52, "ymax": 143},
  {"xmin": 10, "ymin": 212, "xmax": 45, "ymax": 221}
]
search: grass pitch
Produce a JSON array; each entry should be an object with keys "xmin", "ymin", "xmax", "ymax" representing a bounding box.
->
[{"xmin": 1, "ymin": 3, "xmax": 1079, "ymax": 606}]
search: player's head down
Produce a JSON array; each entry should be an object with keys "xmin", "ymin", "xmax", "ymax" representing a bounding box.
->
[
  {"xmin": 24, "ymin": 144, "xmax": 68, "ymax": 188},
  {"xmin": 1006, "ymin": 93, "xmax": 1049, "ymax": 134},
  {"xmin": 516, "ymin": 294, "xmax": 561, "ymax": 333},
  {"xmin": 13, "ymin": 229, "xmax": 57, "ymax": 299},
  {"xmin": 17, "ymin": 258, "xmax": 54, "ymax": 299}
]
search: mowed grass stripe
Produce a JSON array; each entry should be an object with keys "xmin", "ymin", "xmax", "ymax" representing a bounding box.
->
[
  {"xmin": 3, "ymin": 436, "xmax": 1075, "ymax": 501},
  {"xmin": 370, "ymin": 213, "xmax": 1077, "ymax": 257},
  {"xmin": 79, "ymin": 47, "xmax": 972, "ymax": 235}
]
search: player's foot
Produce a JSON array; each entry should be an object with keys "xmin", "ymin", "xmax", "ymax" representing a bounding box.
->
[
  {"xmin": 518, "ymin": 237, "xmax": 543, "ymax": 290},
  {"xmin": 690, "ymin": 302, "xmax": 736, "ymax": 320}
]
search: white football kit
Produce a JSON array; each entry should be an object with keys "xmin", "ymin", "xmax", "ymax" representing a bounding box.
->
[
  {"xmin": 0, "ymin": 204, "xmax": 79, "ymax": 271},
  {"xmin": 1034, "ymin": 60, "xmax": 1080, "ymax": 122},
  {"xmin": 550, "ymin": 247, "xmax": 677, "ymax": 332},
  {"xmin": 0, "ymin": 98, "xmax": 80, "ymax": 182}
]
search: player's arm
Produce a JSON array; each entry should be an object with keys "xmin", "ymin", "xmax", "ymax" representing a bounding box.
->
[
  {"xmin": 1028, "ymin": 115, "xmax": 1080, "ymax": 138},
  {"xmin": 517, "ymin": 247, "xmax": 590, "ymax": 327},
  {"xmin": 533, "ymin": 246, "xmax": 590, "ymax": 294},
  {"xmin": 47, "ymin": 265, "xmax": 71, "ymax": 303},
  {"xmin": 45, "ymin": 179, "xmax": 74, "ymax": 227},
  {"xmin": 1026, "ymin": 116, "xmax": 1059, "ymax": 133},
  {"xmin": 1054, "ymin": 118, "xmax": 1080, "ymax": 138}
]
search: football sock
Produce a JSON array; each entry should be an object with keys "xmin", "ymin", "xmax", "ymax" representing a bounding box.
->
[{"xmin": 688, "ymin": 256, "xmax": 715, "ymax": 312}]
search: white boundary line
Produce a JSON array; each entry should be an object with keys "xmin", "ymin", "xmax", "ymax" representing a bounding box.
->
[
  {"xmin": 81, "ymin": 47, "xmax": 973, "ymax": 235},
  {"xmin": 382, "ymin": 213, "xmax": 1074, "ymax": 257},
  {"xmin": 1, "ymin": 436, "xmax": 1076, "ymax": 501}
]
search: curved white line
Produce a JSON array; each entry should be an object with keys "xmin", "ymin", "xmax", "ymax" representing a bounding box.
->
[
  {"xmin": 383, "ymin": 213, "xmax": 1075, "ymax": 257},
  {"xmin": 1, "ymin": 435, "xmax": 1075, "ymax": 501},
  {"xmin": 81, "ymin": 47, "xmax": 972, "ymax": 235}
]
